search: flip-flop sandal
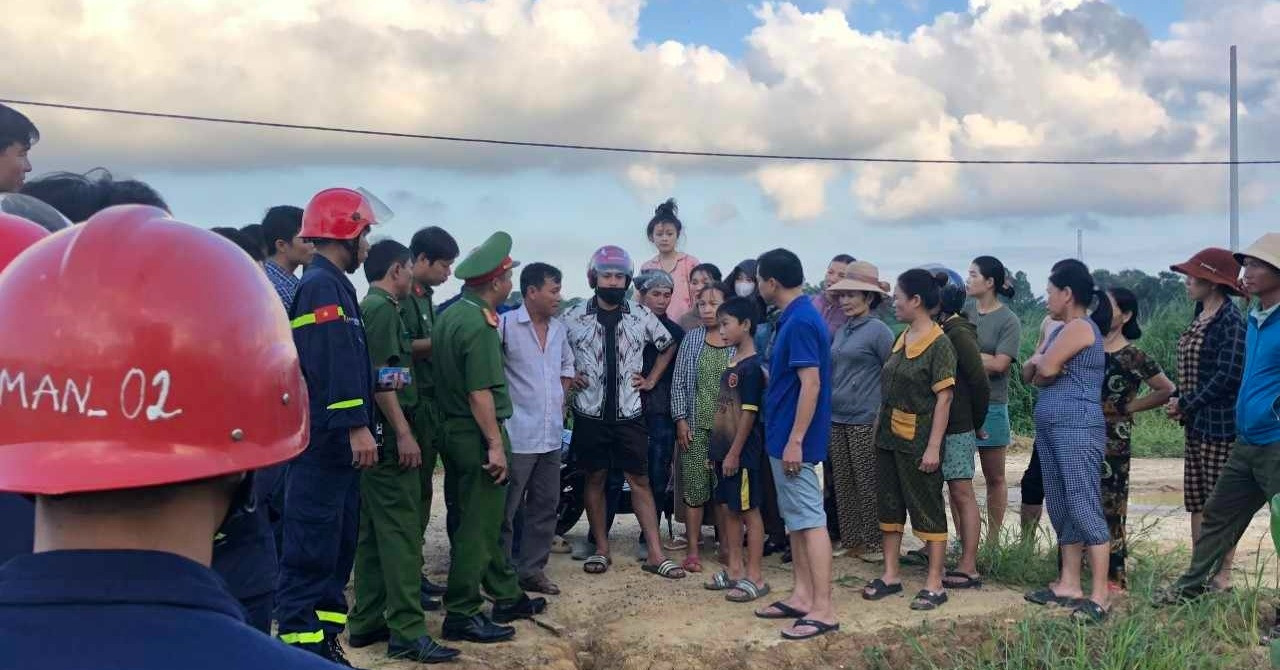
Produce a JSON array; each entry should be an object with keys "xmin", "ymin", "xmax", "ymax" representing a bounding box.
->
[
  {"xmin": 1071, "ymin": 600, "xmax": 1108, "ymax": 624},
  {"xmin": 662, "ymin": 537, "xmax": 689, "ymax": 552},
  {"xmin": 682, "ymin": 556, "xmax": 703, "ymax": 573},
  {"xmin": 726, "ymin": 579, "xmax": 771, "ymax": 603},
  {"xmin": 943, "ymin": 570, "xmax": 983, "ymax": 590},
  {"xmin": 901, "ymin": 549, "xmax": 929, "ymax": 566},
  {"xmin": 754, "ymin": 601, "xmax": 808, "ymax": 620},
  {"xmin": 1024, "ymin": 588, "xmax": 1080, "ymax": 607},
  {"xmin": 704, "ymin": 570, "xmax": 733, "ymax": 590},
  {"xmin": 909, "ymin": 589, "xmax": 949, "ymax": 611},
  {"xmin": 780, "ymin": 618, "xmax": 840, "ymax": 641},
  {"xmin": 642, "ymin": 559, "xmax": 687, "ymax": 580},
  {"xmin": 861, "ymin": 578, "xmax": 904, "ymax": 601},
  {"xmin": 583, "ymin": 554, "xmax": 611, "ymax": 574}
]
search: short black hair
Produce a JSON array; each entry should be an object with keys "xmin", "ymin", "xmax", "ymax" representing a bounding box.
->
[
  {"xmin": 898, "ymin": 268, "xmax": 944, "ymax": 311},
  {"xmin": 238, "ymin": 223, "xmax": 268, "ymax": 259},
  {"xmin": 365, "ymin": 239, "xmax": 412, "ymax": 283},
  {"xmin": 20, "ymin": 168, "xmax": 168, "ymax": 223},
  {"xmin": 0, "ymin": 104, "xmax": 38, "ymax": 150},
  {"xmin": 690, "ymin": 262, "xmax": 722, "ymax": 284},
  {"xmin": 210, "ymin": 227, "xmax": 264, "ymax": 263},
  {"xmin": 831, "ymin": 254, "xmax": 855, "ymax": 265},
  {"xmin": 757, "ymin": 248, "xmax": 804, "ymax": 289},
  {"xmin": 717, "ymin": 296, "xmax": 759, "ymax": 335},
  {"xmin": 520, "ymin": 262, "xmax": 563, "ymax": 296},
  {"xmin": 261, "ymin": 205, "xmax": 303, "ymax": 255},
  {"xmin": 409, "ymin": 226, "xmax": 459, "ymax": 264}
]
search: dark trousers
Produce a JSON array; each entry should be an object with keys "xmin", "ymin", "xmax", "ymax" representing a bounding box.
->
[
  {"xmin": 502, "ymin": 450, "xmax": 562, "ymax": 580},
  {"xmin": 647, "ymin": 415, "xmax": 676, "ymax": 522},
  {"xmin": 274, "ymin": 461, "xmax": 360, "ymax": 646},
  {"xmin": 241, "ymin": 591, "xmax": 275, "ymax": 635},
  {"xmin": 1174, "ymin": 443, "xmax": 1280, "ymax": 593},
  {"xmin": 1021, "ymin": 442, "xmax": 1045, "ymax": 506}
]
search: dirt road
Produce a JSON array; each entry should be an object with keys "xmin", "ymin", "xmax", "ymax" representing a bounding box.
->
[{"xmin": 346, "ymin": 454, "xmax": 1277, "ymax": 669}]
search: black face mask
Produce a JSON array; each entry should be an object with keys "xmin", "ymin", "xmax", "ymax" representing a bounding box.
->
[{"xmin": 595, "ymin": 286, "xmax": 627, "ymax": 306}]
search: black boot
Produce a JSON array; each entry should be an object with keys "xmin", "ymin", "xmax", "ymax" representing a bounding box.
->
[
  {"xmin": 491, "ymin": 594, "xmax": 547, "ymax": 623},
  {"xmin": 387, "ymin": 636, "xmax": 461, "ymax": 664},
  {"xmin": 421, "ymin": 576, "xmax": 448, "ymax": 597},
  {"xmin": 321, "ymin": 636, "xmax": 361, "ymax": 668},
  {"xmin": 347, "ymin": 627, "xmax": 390, "ymax": 648},
  {"xmin": 441, "ymin": 613, "xmax": 515, "ymax": 644}
]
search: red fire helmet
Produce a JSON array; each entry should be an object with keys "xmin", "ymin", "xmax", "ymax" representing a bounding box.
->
[
  {"xmin": 0, "ymin": 205, "xmax": 309, "ymax": 495},
  {"xmin": 300, "ymin": 188, "xmax": 379, "ymax": 241},
  {"xmin": 0, "ymin": 213, "xmax": 50, "ymax": 272}
]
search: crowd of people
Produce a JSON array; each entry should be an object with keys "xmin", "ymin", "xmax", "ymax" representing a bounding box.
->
[{"xmin": 2, "ymin": 98, "xmax": 1280, "ymax": 669}]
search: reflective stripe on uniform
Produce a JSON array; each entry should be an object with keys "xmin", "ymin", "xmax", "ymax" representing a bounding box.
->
[
  {"xmin": 326, "ymin": 399, "xmax": 364, "ymax": 410},
  {"xmin": 316, "ymin": 610, "xmax": 348, "ymax": 625},
  {"xmin": 279, "ymin": 630, "xmax": 324, "ymax": 645},
  {"xmin": 290, "ymin": 305, "xmax": 346, "ymax": 329},
  {"xmin": 740, "ymin": 468, "xmax": 751, "ymax": 510}
]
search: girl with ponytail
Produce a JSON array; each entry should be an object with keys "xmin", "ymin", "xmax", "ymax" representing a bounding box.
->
[
  {"xmin": 1021, "ymin": 260, "xmax": 1112, "ymax": 623},
  {"xmin": 642, "ymin": 198, "xmax": 701, "ymax": 323}
]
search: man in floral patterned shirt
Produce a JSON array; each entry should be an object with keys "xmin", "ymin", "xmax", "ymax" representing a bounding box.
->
[{"xmin": 562, "ymin": 246, "xmax": 685, "ymax": 579}]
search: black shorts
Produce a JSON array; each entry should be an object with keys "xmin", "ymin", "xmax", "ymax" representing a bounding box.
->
[
  {"xmin": 571, "ymin": 416, "xmax": 648, "ymax": 476},
  {"xmin": 714, "ymin": 465, "xmax": 763, "ymax": 513}
]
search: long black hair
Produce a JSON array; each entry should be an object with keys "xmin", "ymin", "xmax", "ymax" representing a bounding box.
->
[
  {"xmin": 973, "ymin": 255, "xmax": 1015, "ymax": 299},
  {"xmin": 935, "ymin": 272, "xmax": 967, "ymax": 318},
  {"xmin": 1109, "ymin": 287, "xmax": 1142, "ymax": 340},
  {"xmin": 1048, "ymin": 260, "xmax": 1112, "ymax": 333},
  {"xmin": 646, "ymin": 198, "xmax": 682, "ymax": 239}
]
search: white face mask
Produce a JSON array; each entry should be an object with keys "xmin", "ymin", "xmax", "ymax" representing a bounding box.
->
[{"xmin": 734, "ymin": 282, "xmax": 755, "ymax": 298}]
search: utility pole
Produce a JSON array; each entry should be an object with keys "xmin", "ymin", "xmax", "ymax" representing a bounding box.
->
[{"xmin": 1230, "ymin": 45, "xmax": 1240, "ymax": 251}]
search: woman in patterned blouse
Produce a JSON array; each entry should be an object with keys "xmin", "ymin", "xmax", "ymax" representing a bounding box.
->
[{"xmin": 1100, "ymin": 287, "xmax": 1174, "ymax": 591}]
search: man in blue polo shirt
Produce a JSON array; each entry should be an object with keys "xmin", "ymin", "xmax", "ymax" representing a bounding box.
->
[{"xmin": 750, "ymin": 248, "xmax": 838, "ymax": 641}]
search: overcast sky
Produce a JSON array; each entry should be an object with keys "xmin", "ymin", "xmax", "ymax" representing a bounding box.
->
[{"xmin": 6, "ymin": 0, "xmax": 1278, "ymax": 297}]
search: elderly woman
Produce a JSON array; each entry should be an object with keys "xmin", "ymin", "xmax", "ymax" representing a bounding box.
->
[
  {"xmin": 1168, "ymin": 247, "xmax": 1246, "ymax": 592},
  {"xmin": 824, "ymin": 262, "xmax": 894, "ymax": 560}
]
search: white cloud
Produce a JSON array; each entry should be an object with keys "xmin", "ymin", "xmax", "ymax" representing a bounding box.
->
[{"xmin": 5, "ymin": 0, "xmax": 1278, "ymax": 224}]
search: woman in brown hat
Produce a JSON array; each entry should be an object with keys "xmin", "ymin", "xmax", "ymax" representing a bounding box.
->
[
  {"xmin": 1167, "ymin": 247, "xmax": 1246, "ymax": 592},
  {"xmin": 825, "ymin": 262, "xmax": 895, "ymax": 561}
]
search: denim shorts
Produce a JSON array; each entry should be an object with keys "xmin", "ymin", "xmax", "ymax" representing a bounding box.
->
[
  {"xmin": 768, "ymin": 456, "xmax": 828, "ymax": 532},
  {"xmin": 977, "ymin": 403, "xmax": 1012, "ymax": 449}
]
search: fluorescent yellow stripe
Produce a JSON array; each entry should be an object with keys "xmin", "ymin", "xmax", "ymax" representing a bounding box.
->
[
  {"xmin": 326, "ymin": 399, "xmax": 364, "ymax": 410},
  {"xmin": 740, "ymin": 469, "xmax": 751, "ymax": 510},
  {"xmin": 741, "ymin": 404, "xmax": 759, "ymax": 413},
  {"xmin": 290, "ymin": 307, "xmax": 346, "ymax": 329},
  {"xmin": 316, "ymin": 610, "xmax": 348, "ymax": 624},
  {"xmin": 280, "ymin": 631, "xmax": 324, "ymax": 645}
]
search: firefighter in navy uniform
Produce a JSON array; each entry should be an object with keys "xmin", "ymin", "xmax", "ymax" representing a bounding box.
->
[
  {"xmin": 0, "ymin": 205, "xmax": 336, "ymax": 670},
  {"xmin": 275, "ymin": 188, "xmax": 379, "ymax": 666},
  {"xmin": 0, "ymin": 212, "xmax": 48, "ymax": 568}
]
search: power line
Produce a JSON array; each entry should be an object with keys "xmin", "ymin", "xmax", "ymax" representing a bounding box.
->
[{"xmin": 5, "ymin": 97, "xmax": 1279, "ymax": 166}]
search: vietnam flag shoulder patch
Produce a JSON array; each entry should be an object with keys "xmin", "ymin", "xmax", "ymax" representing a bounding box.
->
[{"xmin": 314, "ymin": 304, "xmax": 343, "ymax": 324}]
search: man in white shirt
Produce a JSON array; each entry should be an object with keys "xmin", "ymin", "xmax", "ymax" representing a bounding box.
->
[{"xmin": 499, "ymin": 263, "xmax": 575, "ymax": 595}]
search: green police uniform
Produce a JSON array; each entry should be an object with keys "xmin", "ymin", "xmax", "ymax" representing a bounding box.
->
[
  {"xmin": 433, "ymin": 232, "xmax": 524, "ymax": 617},
  {"xmin": 348, "ymin": 286, "xmax": 429, "ymax": 643},
  {"xmin": 400, "ymin": 282, "xmax": 440, "ymax": 537}
]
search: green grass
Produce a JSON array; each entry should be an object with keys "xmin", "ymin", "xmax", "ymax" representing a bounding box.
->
[{"xmin": 856, "ymin": 525, "xmax": 1275, "ymax": 670}]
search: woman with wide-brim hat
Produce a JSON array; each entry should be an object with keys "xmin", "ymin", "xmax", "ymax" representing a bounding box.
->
[
  {"xmin": 1167, "ymin": 246, "xmax": 1247, "ymax": 592},
  {"xmin": 825, "ymin": 261, "xmax": 896, "ymax": 561}
]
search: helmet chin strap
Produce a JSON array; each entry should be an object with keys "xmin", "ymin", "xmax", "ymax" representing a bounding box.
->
[
  {"xmin": 342, "ymin": 238, "xmax": 361, "ymax": 274},
  {"xmin": 217, "ymin": 472, "xmax": 257, "ymax": 535}
]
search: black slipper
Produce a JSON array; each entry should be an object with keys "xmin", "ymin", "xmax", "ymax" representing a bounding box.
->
[
  {"xmin": 1025, "ymin": 588, "xmax": 1080, "ymax": 607},
  {"xmin": 943, "ymin": 570, "xmax": 983, "ymax": 589},
  {"xmin": 781, "ymin": 618, "xmax": 840, "ymax": 640},
  {"xmin": 754, "ymin": 600, "xmax": 808, "ymax": 620},
  {"xmin": 1071, "ymin": 599, "xmax": 1108, "ymax": 624},
  {"xmin": 862, "ymin": 578, "xmax": 904, "ymax": 601},
  {"xmin": 910, "ymin": 589, "xmax": 949, "ymax": 611}
]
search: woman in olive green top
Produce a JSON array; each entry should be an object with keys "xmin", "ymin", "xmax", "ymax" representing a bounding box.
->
[{"xmin": 863, "ymin": 269, "xmax": 956, "ymax": 611}]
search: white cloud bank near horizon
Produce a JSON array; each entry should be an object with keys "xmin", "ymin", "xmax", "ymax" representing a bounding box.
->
[{"xmin": 4, "ymin": 0, "xmax": 1278, "ymax": 225}]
